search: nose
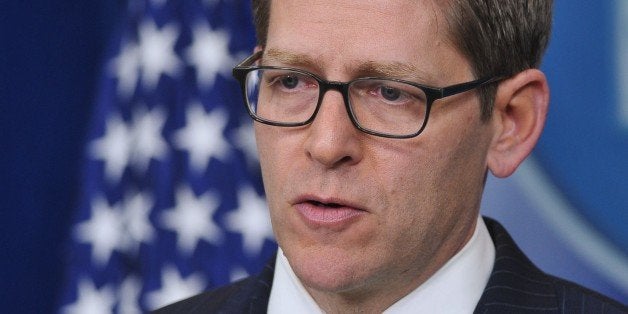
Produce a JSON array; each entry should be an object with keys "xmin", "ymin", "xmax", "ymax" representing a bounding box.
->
[{"xmin": 303, "ymin": 89, "xmax": 363, "ymax": 169}]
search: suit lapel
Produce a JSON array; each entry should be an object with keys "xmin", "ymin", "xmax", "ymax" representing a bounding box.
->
[
  {"xmin": 219, "ymin": 257, "xmax": 276, "ymax": 313},
  {"xmin": 474, "ymin": 218, "xmax": 559, "ymax": 313}
]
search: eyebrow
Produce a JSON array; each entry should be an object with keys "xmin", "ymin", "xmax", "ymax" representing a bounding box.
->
[
  {"xmin": 263, "ymin": 48, "xmax": 436, "ymax": 83},
  {"xmin": 264, "ymin": 48, "xmax": 316, "ymax": 68},
  {"xmin": 354, "ymin": 61, "xmax": 435, "ymax": 83}
]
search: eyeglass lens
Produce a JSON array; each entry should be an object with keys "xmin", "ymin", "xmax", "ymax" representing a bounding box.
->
[{"xmin": 244, "ymin": 68, "xmax": 428, "ymax": 137}]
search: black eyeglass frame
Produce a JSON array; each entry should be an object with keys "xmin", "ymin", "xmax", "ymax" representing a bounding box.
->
[{"xmin": 232, "ymin": 50, "xmax": 503, "ymax": 139}]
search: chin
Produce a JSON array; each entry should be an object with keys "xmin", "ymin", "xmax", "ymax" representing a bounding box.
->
[{"xmin": 287, "ymin": 245, "xmax": 376, "ymax": 294}]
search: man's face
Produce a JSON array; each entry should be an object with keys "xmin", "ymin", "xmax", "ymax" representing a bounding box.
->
[{"xmin": 256, "ymin": 0, "xmax": 496, "ymax": 300}]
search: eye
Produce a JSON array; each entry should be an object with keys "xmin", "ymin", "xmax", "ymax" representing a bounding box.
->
[
  {"xmin": 280, "ymin": 75, "xmax": 299, "ymax": 89},
  {"xmin": 352, "ymin": 79, "xmax": 427, "ymax": 107},
  {"xmin": 380, "ymin": 86, "xmax": 401, "ymax": 101},
  {"xmin": 264, "ymin": 70, "xmax": 316, "ymax": 92},
  {"xmin": 369, "ymin": 83, "xmax": 411, "ymax": 104}
]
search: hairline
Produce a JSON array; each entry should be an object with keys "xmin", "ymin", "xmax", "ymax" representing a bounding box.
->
[{"xmin": 253, "ymin": 0, "xmax": 552, "ymax": 121}]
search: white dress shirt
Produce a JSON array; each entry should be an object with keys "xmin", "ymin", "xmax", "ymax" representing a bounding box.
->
[{"xmin": 268, "ymin": 216, "xmax": 495, "ymax": 314}]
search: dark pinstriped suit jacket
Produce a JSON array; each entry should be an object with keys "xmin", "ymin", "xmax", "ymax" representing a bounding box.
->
[{"xmin": 153, "ymin": 218, "xmax": 627, "ymax": 313}]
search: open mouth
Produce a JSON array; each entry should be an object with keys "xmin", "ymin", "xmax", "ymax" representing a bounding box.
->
[{"xmin": 309, "ymin": 200, "xmax": 344, "ymax": 208}]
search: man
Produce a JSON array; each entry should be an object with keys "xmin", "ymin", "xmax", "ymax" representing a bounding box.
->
[{"xmin": 156, "ymin": 0, "xmax": 626, "ymax": 313}]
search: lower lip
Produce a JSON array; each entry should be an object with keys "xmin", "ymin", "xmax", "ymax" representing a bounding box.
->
[{"xmin": 295, "ymin": 202, "xmax": 364, "ymax": 229}]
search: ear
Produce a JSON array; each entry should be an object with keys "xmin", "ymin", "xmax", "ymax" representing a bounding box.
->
[{"xmin": 487, "ymin": 69, "xmax": 549, "ymax": 178}]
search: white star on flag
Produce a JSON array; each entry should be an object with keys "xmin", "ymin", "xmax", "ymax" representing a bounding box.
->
[
  {"xmin": 122, "ymin": 191, "xmax": 156, "ymax": 253},
  {"xmin": 230, "ymin": 266, "xmax": 250, "ymax": 283},
  {"xmin": 129, "ymin": 105, "xmax": 168, "ymax": 172},
  {"xmin": 61, "ymin": 278, "xmax": 115, "ymax": 314},
  {"xmin": 232, "ymin": 122, "xmax": 260, "ymax": 167},
  {"xmin": 117, "ymin": 276, "xmax": 143, "ymax": 314},
  {"xmin": 75, "ymin": 196, "xmax": 127, "ymax": 267},
  {"xmin": 185, "ymin": 22, "xmax": 235, "ymax": 88},
  {"xmin": 137, "ymin": 18, "xmax": 182, "ymax": 90},
  {"xmin": 160, "ymin": 185, "xmax": 223, "ymax": 255},
  {"xmin": 90, "ymin": 114, "xmax": 133, "ymax": 184},
  {"xmin": 225, "ymin": 186, "xmax": 274, "ymax": 256},
  {"xmin": 109, "ymin": 40, "xmax": 140, "ymax": 98},
  {"xmin": 145, "ymin": 265, "xmax": 206, "ymax": 310},
  {"xmin": 173, "ymin": 103, "xmax": 230, "ymax": 174}
]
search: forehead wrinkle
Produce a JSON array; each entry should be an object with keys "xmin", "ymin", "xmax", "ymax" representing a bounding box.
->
[{"xmin": 263, "ymin": 48, "xmax": 438, "ymax": 84}]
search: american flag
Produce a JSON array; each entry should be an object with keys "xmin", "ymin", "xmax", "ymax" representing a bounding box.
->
[{"xmin": 58, "ymin": 0, "xmax": 276, "ymax": 312}]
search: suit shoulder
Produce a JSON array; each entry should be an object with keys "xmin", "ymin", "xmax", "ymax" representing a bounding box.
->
[
  {"xmin": 151, "ymin": 277, "xmax": 253, "ymax": 314},
  {"xmin": 479, "ymin": 217, "xmax": 627, "ymax": 313},
  {"xmin": 545, "ymin": 274, "xmax": 627, "ymax": 313}
]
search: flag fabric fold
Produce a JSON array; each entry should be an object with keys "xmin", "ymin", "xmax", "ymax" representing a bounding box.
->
[{"xmin": 58, "ymin": 1, "xmax": 275, "ymax": 312}]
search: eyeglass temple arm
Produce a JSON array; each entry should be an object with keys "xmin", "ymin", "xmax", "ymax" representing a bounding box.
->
[
  {"xmin": 440, "ymin": 76, "xmax": 504, "ymax": 98},
  {"xmin": 235, "ymin": 50, "xmax": 264, "ymax": 68}
]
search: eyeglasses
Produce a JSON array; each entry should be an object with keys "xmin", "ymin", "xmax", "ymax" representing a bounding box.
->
[{"xmin": 232, "ymin": 51, "xmax": 502, "ymax": 139}]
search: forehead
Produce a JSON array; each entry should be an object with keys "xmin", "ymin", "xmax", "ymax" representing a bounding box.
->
[{"xmin": 265, "ymin": 0, "xmax": 466, "ymax": 83}]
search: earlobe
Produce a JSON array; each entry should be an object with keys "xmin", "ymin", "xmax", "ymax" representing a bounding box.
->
[{"xmin": 487, "ymin": 69, "xmax": 549, "ymax": 178}]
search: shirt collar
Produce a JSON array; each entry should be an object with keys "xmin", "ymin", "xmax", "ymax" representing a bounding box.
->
[{"xmin": 268, "ymin": 216, "xmax": 495, "ymax": 313}]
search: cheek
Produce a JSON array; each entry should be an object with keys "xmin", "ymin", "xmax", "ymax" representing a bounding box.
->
[
  {"xmin": 417, "ymin": 121, "xmax": 492, "ymax": 228},
  {"xmin": 256, "ymin": 130, "xmax": 291, "ymax": 247},
  {"xmin": 380, "ymin": 145, "xmax": 438, "ymax": 210},
  {"xmin": 254, "ymin": 124, "xmax": 306, "ymax": 237},
  {"xmin": 255, "ymin": 124, "xmax": 288, "ymax": 206},
  {"xmin": 255, "ymin": 123, "xmax": 298, "ymax": 172},
  {"xmin": 378, "ymin": 118, "xmax": 489, "ymax": 227},
  {"xmin": 372, "ymin": 152, "xmax": 436, "ymax": 239}
]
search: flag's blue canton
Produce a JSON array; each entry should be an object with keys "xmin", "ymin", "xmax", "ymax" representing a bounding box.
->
[{"xmin": 58, "ymin": 1, "xmax": 276, "ymax": 312}]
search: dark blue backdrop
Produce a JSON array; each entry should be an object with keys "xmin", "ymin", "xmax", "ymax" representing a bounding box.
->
[
  {"xmin": 1, "ymin": 1, "xmax": 626, "ymax": 313},
  {"xmin": 0, "ymin": 1, "xmax": 123, "ymax": 312}
]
